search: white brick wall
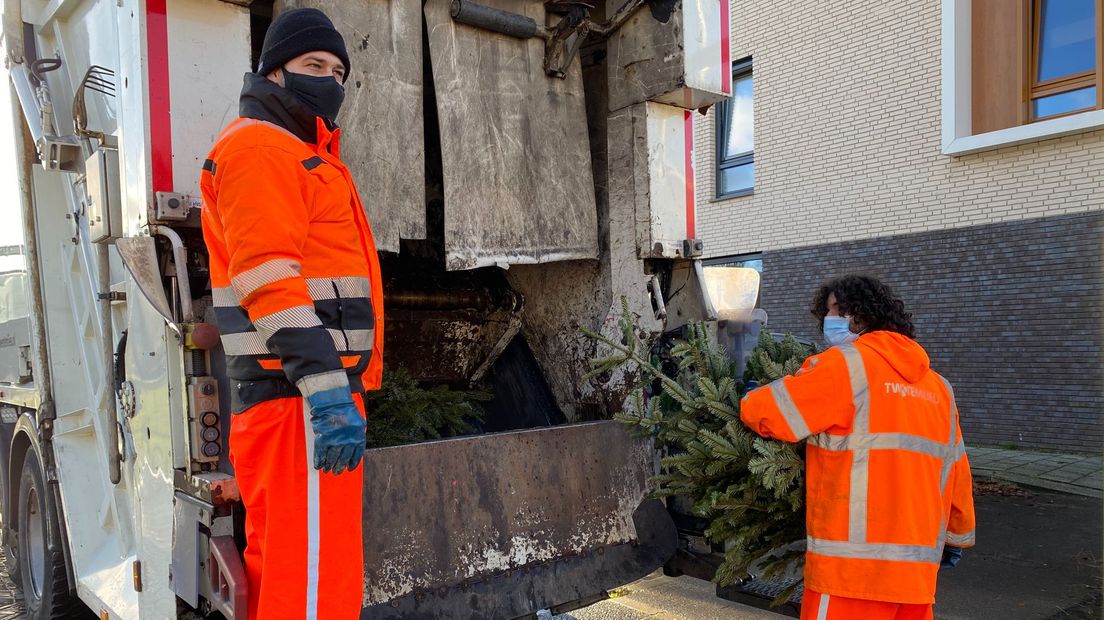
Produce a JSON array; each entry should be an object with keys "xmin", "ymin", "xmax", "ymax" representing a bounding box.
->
[{"xmin": 695, "ymin": 0, "xmax": 1104, "ymax": 256}]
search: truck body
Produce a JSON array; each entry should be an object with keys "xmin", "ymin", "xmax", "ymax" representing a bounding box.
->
[{"xmin": 0, "ymin": 0, "xmax": 736, "ymax": 617}]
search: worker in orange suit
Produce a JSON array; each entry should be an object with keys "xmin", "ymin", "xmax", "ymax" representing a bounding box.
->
[
  {"xmin": 200, "ymin": 8, "xmax": 383, "ymax": 619},
  {"xmin": 740, "ymin": 275, "xmax": 975, "ymax": 620}
]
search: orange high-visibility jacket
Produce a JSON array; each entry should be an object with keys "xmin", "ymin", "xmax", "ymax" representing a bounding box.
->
[
  {"xmin": 741, "ymin": 331, "xmax": 975, "ymax": 604},
  {"xmin": 201, "ymin": 116, "xmax": 384, "ymax": 412}
]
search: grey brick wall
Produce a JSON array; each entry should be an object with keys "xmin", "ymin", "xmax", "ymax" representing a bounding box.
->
[{"xmin": 755, "ymin": 212, "xmax": 1103, "ymax": 454}]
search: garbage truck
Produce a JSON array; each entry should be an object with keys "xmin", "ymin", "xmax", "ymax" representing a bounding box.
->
[{"xmin": 0, "ymin": 0, "xmax": 737, "ymax": 617}]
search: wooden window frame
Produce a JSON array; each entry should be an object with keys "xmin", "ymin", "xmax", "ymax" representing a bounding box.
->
[
  {"xmin": 1025, "ymin": 0, "xmax": 1104, "ymax": 123},
  {"xmin": 716, "ymin": 58, "xmax": 754, "ymax": 199}
]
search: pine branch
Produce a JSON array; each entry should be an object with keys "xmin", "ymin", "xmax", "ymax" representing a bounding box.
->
[{"xmin": 584, "ymin": 300, "xmax": 817, "ymax": 603}]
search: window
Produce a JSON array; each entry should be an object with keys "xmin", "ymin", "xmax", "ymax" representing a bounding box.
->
[
  {"xmin": 1029, "ymin": 0, "xmax": 1101, "ymax": 120},
  {"xmin": 716, "ymin": 59, "xmax": 754, "ymax": 197},
  {"xmin": 960, "ymin": 0, "xmax": 1103, "ymax": 144},
  {"xmin": 704, "ymin": 253, "xmax": 763, "ymax": 273}
]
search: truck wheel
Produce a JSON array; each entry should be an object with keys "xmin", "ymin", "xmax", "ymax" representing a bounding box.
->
[
  {"xmin": 2, "ymin": 470, "xmax": 22, "ymax": 589},
  {"xmin": 17, "ymin": 451, "xmax": 83, "ymax": 619}
]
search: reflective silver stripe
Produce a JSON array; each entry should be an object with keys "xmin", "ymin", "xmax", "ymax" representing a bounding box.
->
[
  {"xmin": 212, "ymin": 286, "xmax": 240, "ymax": 307},
  {"xmin": 808, "ymin": 431, "xmax": 954, "ymax": 461},
  {"xmin": 807, "ymin": 536, "xmax": 943, "ymax": 563},
  {"xmin": 296, "ymin": 369, "xmax": 351, "ymax": 399},
  {"xmin": 769, "ymin": 380, "xmax": 811, "ymax": 440},
  {"xmin": 217, "ymin": 277, "xmax": 372, "ymax": 307},
  {"xmin": 936, "ymin": 374, "xmax": 960, "ymax": 489},
  {"xmin": 219, "ymin": 332, "xmax": 272, "ymax": 356},
  {"xmin": 302, "ymin": 405, "xmax": 320, "ymax": 620},
  {"xmin": 231, "ymin": 258, "xmax": 302, "ymax": 299},
  {"xmin": 838, "ymin": 344, "xmax": 870, "ymax": 544},
  {"xmin": 221, "ymin": 329, "xmax": 373, "ymax": 357},
  {"xmin": 816, "ymin": 593, "xmax": 830, "ymax": 620},
  {"xmin": 945, "ymin": 530, "xmax": 975, "ymax": 546},
  {"xmin": 254, "ymin": 305, "xmax": 322, "ymax": 342},
  {"xmin": 304, "ymin": 276, "xmax": 373, "ymax": 301},
  {"xmin": 343, "ymin": 329, "xmax": 375, "ymax": 351},
  {"xmin": 952, "ymin": 441, "xmax": 966, "ymax": 462}
]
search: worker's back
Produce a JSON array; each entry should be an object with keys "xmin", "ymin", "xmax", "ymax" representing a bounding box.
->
[{"xmin": 742, "ymin": 331, "xmax": 976, "ymax": 604}]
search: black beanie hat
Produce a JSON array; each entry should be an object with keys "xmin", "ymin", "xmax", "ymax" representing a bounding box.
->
[{"xmin": 257, "ymin": 8, "xmax": 350, "ymax": 82}]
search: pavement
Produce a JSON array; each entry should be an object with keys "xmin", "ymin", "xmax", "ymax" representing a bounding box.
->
[
  {"xmin": 556, "ymin": 445, "xmax": 1104, "ymax": 620},
  {"xmin": 967, "ymin": 446, "xmax": 1102, "ymax": 498},
  {"xmin": 559, "ymin": 482, "xmax": 1102, "ymax": 620}
]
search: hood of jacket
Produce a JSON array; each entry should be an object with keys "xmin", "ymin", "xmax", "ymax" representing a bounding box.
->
[{"xmin": 855, "ymin": 330, "xmax": 930, "ymax": 383}]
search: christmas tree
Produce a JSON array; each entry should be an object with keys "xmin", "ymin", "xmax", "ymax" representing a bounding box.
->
[
  {"xmin": 584, "ymin": 301, "xmax": 814, "ymax": 601},
  {"xmin": 363, "ymin": 367, "xmax": 489, "ymax": 448}
]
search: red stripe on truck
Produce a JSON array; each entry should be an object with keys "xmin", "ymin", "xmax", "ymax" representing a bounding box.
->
[
  {"xmin": 147, "ymin": 0, "xmax": 174, "ymax": 193},
  {"xmin": 720, "ymin": 0, "xmax": 731, "ymax": 94},
  {"xmin": 684, "ymin": 110, "xmax": 695, "ymax": 239}
]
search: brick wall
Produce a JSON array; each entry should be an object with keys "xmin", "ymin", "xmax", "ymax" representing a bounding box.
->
[
  {"xmin": 694, "ymin": 0, "xmax": 1104, "ymax": 253},
  {"xmin": 756, "ymin": 212, "xmax": 1103, "ymax": 453}
]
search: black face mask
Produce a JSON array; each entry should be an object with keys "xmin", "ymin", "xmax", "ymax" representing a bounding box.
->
[{"xmin": 282, "ymin": 68, "xmax": 345, "ymax": 123}]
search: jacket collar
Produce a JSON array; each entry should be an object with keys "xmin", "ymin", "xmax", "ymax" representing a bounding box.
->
[{"xmin": 238, "ymin": 72, "xmax": 340, "ymax": 150}]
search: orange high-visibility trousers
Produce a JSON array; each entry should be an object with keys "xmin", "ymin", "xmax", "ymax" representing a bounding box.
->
[
  {"xmin": 801, "ymin": 589, "xmax": 933, "ymax": 620},
  {"xmin": 229, "ymin": 395, "xmax": 365, "ymax": 620}
]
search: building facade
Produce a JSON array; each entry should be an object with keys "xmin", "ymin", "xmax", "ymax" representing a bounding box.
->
[{"xmin": 696, "ymin": 0, "xmax": 1104, "ymax": 452}]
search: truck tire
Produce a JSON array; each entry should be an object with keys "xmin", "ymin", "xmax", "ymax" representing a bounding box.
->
[
  {"xmin": 17, "ymin": 451, "xmax": 84, "ymax": 619},
  {"xmin": 2, "ymin": 471, "xmax": 22, "ymax": 589}
]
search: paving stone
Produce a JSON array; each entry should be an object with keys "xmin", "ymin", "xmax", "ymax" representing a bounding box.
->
[
  {"xmin": 1071, "ymin": 474, "xmax": 1104, "ymax": 490},
  {"xmin": 1040, "ymin": 469, "xmax": 1094, "ymax": 483},
  {"xmin": 1002, "ymin": 453, "xmax": 1055, "ymax": 463},
  {"xmin": 1048, "ymin": 463, "xmax": 1102, "ymax": 476},
  {"xmin": 1003, "ymin": 462, "xmax": 1068, "ymax": 477},
  {"xmin": 985, "ymin": 471, "xmax": 1104, "ymax": 498}
]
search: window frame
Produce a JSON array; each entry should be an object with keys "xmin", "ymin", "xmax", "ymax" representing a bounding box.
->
[
  {"xmin": 942, "ymin": 0, "xmax": 1104, "ymax": 156},
  {"xmin": 704, "ymin": 252, "xmax": 763, "ymax": 271},
  {"xmin": 1025, "ymin": 0, "xmax": 1103, "ymax": 122},
  {"xmin": 716, "ymin": 58, "xmax": 755, "ymax": 199}
]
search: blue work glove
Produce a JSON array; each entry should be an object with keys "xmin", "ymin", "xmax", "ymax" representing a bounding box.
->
[
  {"xmin": 940, "ymin": 545, "xmax": 964, "ymax": 569},
  {"xmin": 306, "ymin": 388, "xmax": 366, "ymax": 475}
]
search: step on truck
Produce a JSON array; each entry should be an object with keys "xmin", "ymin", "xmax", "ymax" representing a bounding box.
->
[{"xmin": 0, "ymin": 0, "xmax": 736, "ymax": 617}]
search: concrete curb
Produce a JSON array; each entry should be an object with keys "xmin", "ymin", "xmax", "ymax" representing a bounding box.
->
[{"xmin": 966, "ymin": 446, "xmax": 1103, "ymax": 498}]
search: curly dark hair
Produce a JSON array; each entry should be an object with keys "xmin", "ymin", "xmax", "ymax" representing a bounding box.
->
[{"xmin": 810, "ymin": 275, "xmax": 915, "ymax": 338}]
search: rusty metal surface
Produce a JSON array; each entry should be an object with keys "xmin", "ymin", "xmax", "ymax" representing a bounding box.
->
[
  {"xmin": 276, "ymin": 0, "xmax": 426, "ymax": 252},
  {"xmin": 424, "ymin": 0, "xmax": 599, "ymax": 271},
  {"xmin": 360, "ymin": 421, "xmax": 672, "ymax": 616}
]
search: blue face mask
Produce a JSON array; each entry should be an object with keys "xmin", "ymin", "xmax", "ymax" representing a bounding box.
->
[{"xmin": 823, "ymin": 316, "xmax": 859, "ymax": 346}]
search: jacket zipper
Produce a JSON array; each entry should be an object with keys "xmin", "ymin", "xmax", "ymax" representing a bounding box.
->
[{"xmin": 332, "ymin": 281, "xmax": 349, "ymax": 351}]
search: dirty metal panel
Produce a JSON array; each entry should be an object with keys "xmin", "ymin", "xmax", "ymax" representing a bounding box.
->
[
  {"xmin": 277, "ymin": 0, "xmax": 426, "ymax": 251},
  {"xmin": 642, "ymin": 102, "xmax": 695, "ymax": 257},
  {"xmin": 166, "ymin": 0, "xmax": 251, "ymax": 203},
  {"xmin": 424, "ymin": 0, "xmax": 599, "ymax": 271},
  {"xmin": 384, "ymin": 310, "xmax": 521, "ymax": 383},
  {"xmin": 607, "ymin": 0, "xmax": 730, "ymax": 113},
  {"xmin": 608, "ymin": 102, "xmax": 696, "ymax": 260},
  {"xmin": 365, "ymin": 500, "xmax": 675, "ymax": 619},
  {"xmin": 0, "ymin": 317, "xmax": 33, "ymax": 385},
  {"xmin": 360, "ymin": 421, "xmax": 671, "ymax": 616}
]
